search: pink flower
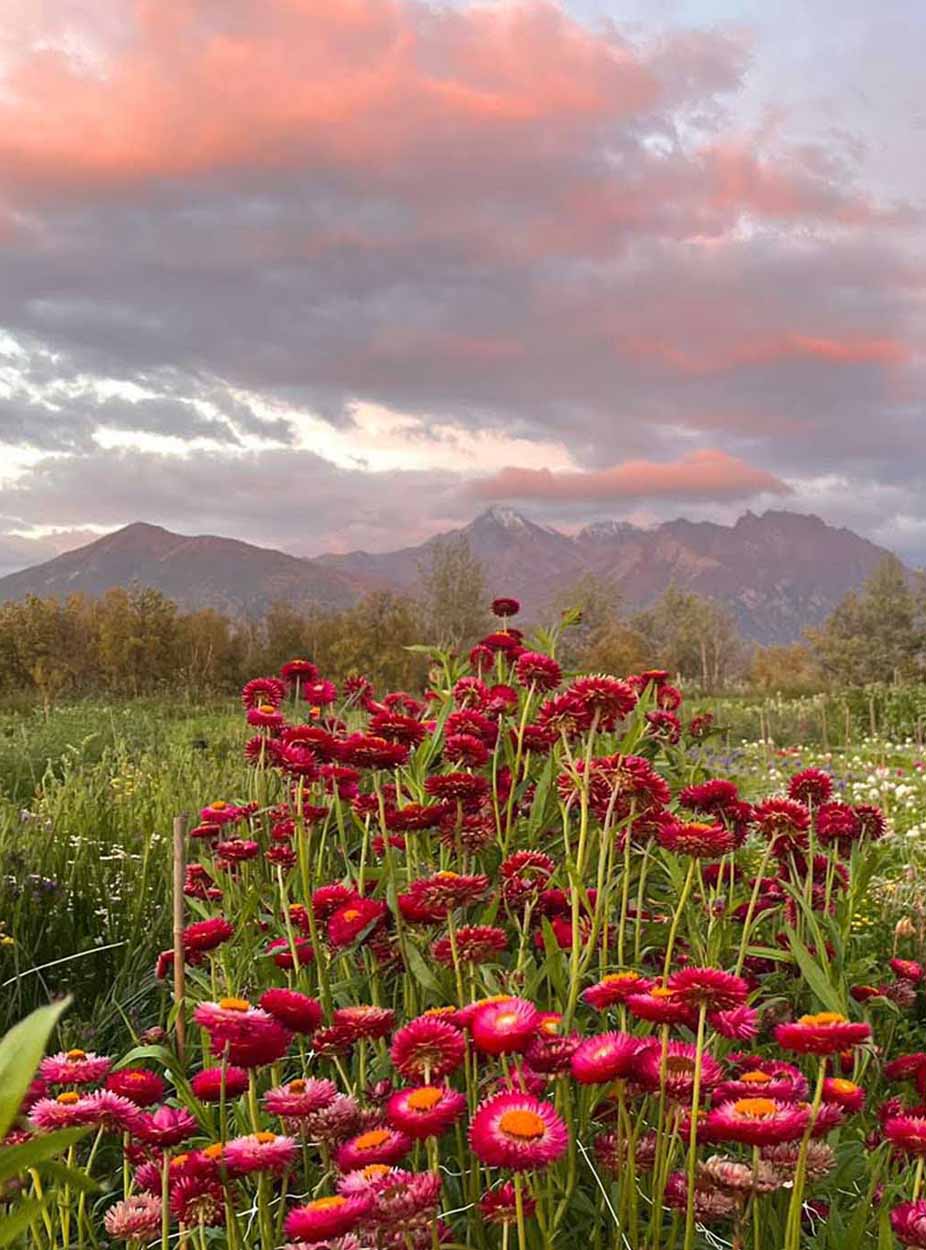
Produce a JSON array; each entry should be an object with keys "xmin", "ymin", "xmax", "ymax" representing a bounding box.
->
[
  {"xmin": 385, "ymin": 1086, "xmax": 467, "ymax": 1140},
  {"xmin": 390, "ymin": 1017, "xmax": 466, "ymax": 1082},
  {"xmin": 335, "ymin": 1127, "xmax": 412, "ymax": 1172},
  {"xmin": 284, "ymin": 1194, "xmax": 374, "ymax": 1243},
  {"xmin": 704, "ymin": 1097, "xmax": 810, "ymax": 1146},
  {"xmin": 264, "ymin": 1078, "xmax": 338, "ymax": 1119},
  {"xmin": 134, "ymin": 1106, "xmax": 197, "ymax": 1147},
  {"xmin": 104, "ymin": 1195, "xmax": 162, "ymax": 1240},
  {"xmin": 570, "ymin": 1033, "xmax": 640, "ymax": 1085},
  {"xmin": 223, "ymin": 1132, "xmax": 298, "ymax": 1176},
  {"xmin": 469, "ymin": 1092, "xmax": 568, "ymax": 1171},
  {"xmin": 470, "ymin": 999, "xmax": 540, "ymax": 1056},
  {"xmin": 40, "ymin": 1049, "xmax": 112, "ymax": 1086}
]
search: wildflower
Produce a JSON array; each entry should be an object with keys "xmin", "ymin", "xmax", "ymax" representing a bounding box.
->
[
  {"xmin": 74, "ymin": 1090, "xmax": 146, "ymax": 1133},
  {"xmin": 699, "ymin": 1155, "xmax": 781, "ymax": 1194},
  {"xmin": 169, "ymin": 1177, "xmax": 226, "ymax": 1227},
  {"xmin": 190, "ymin": 1066, "xmax": 250, "ymax": 1102},
  {"xmin": 892, "ymin": 1201, "xmax": 926, "ymax": 1248},
  {"xmin": 103, "ymin": 1195, "xmax": 163, "ymax": 1240},
  {"xmin": 583, "ymin": 972, "xmax": 653, "ymax": 1010},
  {"xmin": 657, "ymin": 821, "xmax": 736, "ymax": 858},
  {"xmin": 823, "ymin": 1078, "xmax": 865, "ymax": 1112},
  {"xmin": 265, "ymin": 1078, "xmax": 338, "ymax": 1119},
  {"xmin": 444, "ymin": 733, "xmax": 490, "ymax": 767},
  {"xmin": 704, "ymin": 1098, "xmax": 810, "ymax": 1145},
  {"xmin": 342, "ymin": 734, "xmax": 409, "ymax": 770},
  {"xmin": 570, "ymin": 1032, "xmax": 640, "ymax": 1085},
  {"xmin": 328, "ymin": 899, "xmax": 388, "ymax": 948},
  {"xmin": 479, "ymin": 1181, "xmax": 536, "ymax": 1225},
  {"xmin": 884, "ymin": 1115, "xmax": 926, "ymax": 1155},
  {"xmin": 31, "ymin": 1092, "xmax": 92, "ymax": 1130},
  {"xmin": 280, "ymin": 658, "xmax": 319, "ymax": 683},
  {"xmin": 105, "ymin": 1068, "xmax": 166, "ymax": 1107},
  {"xmin": 424, "ymin": 774, "xmax": 490, "ymax": 806},
  {"xmin": 645, "ymin": 710, "xmax": 680, "ymax": 743},
  {"xmin": 774, "ymin": 1012, "xmax": 871, "ymax": 1055},
  {"xmin": 679, "ymin": 780, "xmax": 741, "ymax": 816},
  {"xmin": 668, "ymin": 966, "xmax": 749, "ymax": 1012},
  {"xmin": 470, "ymin": 998, "xmax": 540, "ymax": 1056},
  {"xmin": 333, "ymin": 1006, "xmax": 396, "ymax": 1043},
  {"xmin": 567, "ymin": 676, "xmax": 637, "ymax": 726},
  {"xmin": 664, "ymin": 1172, "xmax": 736, "ymax": 1222},
  {"xmin": 405, "ymin": 872, "xmax": 490, "ymax": 915},
  {"xmin": 762, "ymin": 1140, "xmax": 836, "ymax": 1181},
  {"xmin": 491, "ymin": 597, "xmax": 520, "ymax": 618},
  {"xmin": 710, "ymin": 1006, "xmax": 759, "ymax": 1040},
  {"xmin": 335, "ymin": 1127, "xmax": 412, "ymax": 1172},
  {"xmin": 788, "ymin": 768, "xmax": 832, "ymax": 805},
  {"xmin": 284, "ymin": 1193, "xmax": 374, "ymax": 1243},
  {"xmin": 514, "ymin": 652, "xmax": 562, "ymax": 691},
  {"xmin": 432, "ymin": 925, "xmax": 507, "ymax": 966},
  {"xmin": 40, "ymin": 1049, "xmax": 112, "ymax": 1086},
  {"xmin": 386, "ymin": 1086, "xmax": 467, "ymax": 1139},
  {"xmin": 368, "ymin": 712, "xmax": 428, "ymax": 747},
  {"xmin": 260, "ymin": 988, "xmax": 323, "ymax": 1035},
  {"xmin": 625, "ymin": 987, "xmax": 695, "ymax": 1027},
  {"xmin": 891, "ymin": 959, "xmax": 924, "ymax": 983},
  {"xmin": 635, "ymin": 1041, "xmax": 724, "ymax": 1102},
  {"xmin": 713, "ymin": 1064, "xmax": 807, "ymax": 1104},
  {"xmin": 223, "ymin": 1132, "xmax": 298, "ymax": 1176},
  {"xmin": 338, "ymin": 1167, "xmax": 442, "ymax": 1230},
  {"xmin": 469, "ymin": 1092, "xmax": 568, "ymax": 1171},
  {"xmin": 391, "ymin": 1018, "xmax": 466, "ymax": 1082},
  {"xmin": 134, "ymin": 1106, "xmax": 198, "ymax": 1148}
]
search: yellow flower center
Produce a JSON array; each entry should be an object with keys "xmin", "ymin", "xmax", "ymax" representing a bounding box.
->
[
  {"xmin": 354, "ymin": 1129, "xmax": 392, "ymax": 1151},
  {"xmin": 202, "ymin": 1144, "xmax": 224, "ymax": 1160},
  {"xmin": 255, "ymin": 1132, "xmax": 277, "ymax": 1144},
  {"xmin": 741, "ymin": 1071, "xmax": 772, "ymax": 1084},
  {"xmin": 171, "ymin": 1155, "xmax": 190, "ymax": 1170},
  {"xmin": 495, "ymin": 1012, "xmax": 518, "ymax": 1028},
  {"xmin": 603, "ymin": 972, "xmax": 638, "ymax": 985},
  {"xmin": 651, "ymin": 987, "xmax": 676, "ymax": 999},
  {"xmin": 423, "ymin": 1007, "xmax": 457, "ymax": 1018},
  {"xmin": 407, "ymin": 1087, "xmax": 444, "ymax": 1111},
  {"xmin": 309, "ymin": 1197, "xmax": 346, "ymax": 1211},
  {"xmin": 798, "ymin": 1012, "xmax": 846, "ymax": 1027},
  {"xmin": 209, "ymin": 801, "xmax": 228, "ymax": 811},
  {"xmin": 435, "ymin": 871, "xmax": 460, "ymax": 880},
  {"xmin": 342, "ymin": 909, "xmax": 361, "ymax": 922},
  {"xmin": 733, "ymin": 1098, "xmax": 778, "ymax": 1120},
  {"xmin": 66, "ymin": 1049, "xmax": 87, "ymax": 1061},
  {"xmin": 829, "ymin": 1079, "xmax": 859, "ymax": 1096},
  {"xmin": 219, "ymin": 997, "xmax": 251, "ymax": 1012},
  {"xmin": 539, "ymin": 1017, "xmax": 560, "ymax": 1036},
  {"xmin": 57, "ymin": 1092, "xmax": 81, "ymax": 1105},
  {"xmin": 499, "ymin": 1109, "xmax": 546, "ymax": 1140},
  {"xmin": 362, "ymin": 1164, "xmax": 392, "ymax": 1179}
]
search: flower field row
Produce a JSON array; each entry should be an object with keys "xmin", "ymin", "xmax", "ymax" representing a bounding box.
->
[{"xmin": 5, "ymin": 600, "xmax": 926, "ymax": 1249}]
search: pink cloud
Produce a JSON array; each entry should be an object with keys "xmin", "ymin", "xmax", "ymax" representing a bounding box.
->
[
  {"xmin": 617, "ymin": 331, "xmax": 910, "ymax": 376},
  {"xmin": 473, "ymin": 450, "xmax": 791, "ymax": 503}
]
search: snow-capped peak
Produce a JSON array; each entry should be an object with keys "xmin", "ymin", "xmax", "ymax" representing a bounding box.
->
[{"xmin": 478, "ymin": 506, "xmax": 530, "ymax": 531}]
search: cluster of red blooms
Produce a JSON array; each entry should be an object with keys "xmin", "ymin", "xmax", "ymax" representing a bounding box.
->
[{"xmin": 15, "ymin": 594, "xmax": 926, "ymax": 1249}]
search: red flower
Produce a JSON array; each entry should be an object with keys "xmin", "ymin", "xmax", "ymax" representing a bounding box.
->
[
  {"xmin": 424, "ymin": 773, "xmax": 489, "ymax": 805},
  {"xmin": 104, "ymin": 1069, "xmax": 165, "ymax": 1108},
  {"xmin": 333, "ymin": 1005, "xmax": 396, "ymax": 1042},
  {"xmin": 386, "ymin": 1085, "xmax": 467, "ymax": 1139},
  {"xmin": 190, "ymin": 1065, "xmax": 250, "ymax": 1102},
  {"xmin": 645, "ymin": 710, "xmax": 680, "ymax": 743},
  {"xmin": 280, "ymin": 658, "xmax": 319, "ymax": 683},
  {"xmin": 327, "ymin": 898, "xmax": 389, "ymax": 948},
  {"xmin": 284, "ymin": 1193, "xmax": 374, "ymax": 1243},
  {"xmin": 667, "ymin": 967, "xmax": 749, "ymax": 1012},
  {"xmin": 432, "ymin": 925, "xmax": 507, "ymax": 966},
  {"xmin": 570, "ymin": 1032, "xmax": 641, "ymax": 1085},
  {"xmin": 583, "ymin": 972, "xmax": 654, "ymax": 1010},
  {"xmin": 892, "ymin": 1201, "xmax": 926, "ymax": 1248},
  {"xmin": 822, "ymin": 1078, "xmax": 865, "ymax": 1112},
  {"xmin": 470, "ymin": 999, "xmax": 540, "ymax": 1056},
  {"xmin": 335, "ymin": 1127, "xmax": 412, "ymax": 1172},
  {"xmin": 704, "ymin": 1097, "xmax": 810, "ymax": 1146},
  {"xmin": 514, "ymin": 652, "xmax": 562, "ymax": 691},
  {"xmin": 390, "ymin": 1017, "xmax": 466, "ymax": 1082},
  {"xmin": 885, "ymin": 1115, "xmax": 926, "ymax": 1155},
  {"xmin": 259, "ymin": 989, "xmax": 322, "ymax": 1035},
  {"xmin": 788, "ymin": 768, "xmax": 832, "ymax": 805},
  {"xmin": 469, "ymin": 1092, "xmax": 568, "ymax": 1171},
  {"xmin": 342, "ymin": 733, "xmax": 409, "ymax": 770},
  {"xmin": 241, "ymin": 677, "xmax": 285, "ymax": 710},
  {"xmin": 444, "ymin": 733, "xmax": 490, "ymax": 767},
  {"xmin": 679, "ymin": 780, "xmax": 741, "ymax": 816},
  {"xmin": 567, "ymin": 676, "xmax": 637, "ymax": 725},
  {"xmin": 491, "ymin": 597, "xmax": 520, "ymax": 618},
  {"xmin": 657, "ymin": 821, "xmax": 736, "ymax": 859},
  {"xmin": 369, "ymin": 712, "xmax": 429, "ymax": 746}
]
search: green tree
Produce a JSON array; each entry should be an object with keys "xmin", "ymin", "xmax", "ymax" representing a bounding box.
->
[
  {"xmin": 631, "ymin": 585, "xmax": 745, "ymax": 691},
  {"xmin": 417, "ymin": 535, "xmax": 490, "ymax": 649}
]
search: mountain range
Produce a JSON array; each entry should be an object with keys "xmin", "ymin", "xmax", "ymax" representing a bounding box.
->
[{"xmin": 0, "ymin": 508, "xmax": 900, "ymax": 644}]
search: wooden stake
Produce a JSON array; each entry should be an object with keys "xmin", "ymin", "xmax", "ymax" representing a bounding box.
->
[
  {"xmin": 844, "ymin": 703, "xmax": 851, "ymax": 748},
  {"xmin": 172, "ymin": 813, "xmax": 188, "ymax": 1067},
  {"xmin": 821, "ymin": 701, "xmax": 828, "ymax": 753}
]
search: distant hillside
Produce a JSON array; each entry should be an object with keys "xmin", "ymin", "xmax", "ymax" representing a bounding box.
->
[{"xmin": 0, "ymin": 508, "xmax": 900, "ymax": 643}]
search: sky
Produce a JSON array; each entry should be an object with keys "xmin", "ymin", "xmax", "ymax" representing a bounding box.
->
[{"xmin": 0, "ymin": 0, "xmax": 924, "ymax": 574}]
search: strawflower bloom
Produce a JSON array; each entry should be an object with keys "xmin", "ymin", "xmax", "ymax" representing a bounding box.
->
[
  {"xmin": 338, "ymin": 1167, "xmax": 442, "ymax": 1230},
  {"xmin": 657, "ymin": 821, "xmax": 736, "ymax": 858},
  {"xmin": 469, "ymin": 1092, "xmax": 568, "ymax": 1171},
  {"xmin": 134, "ymin": 1106, "xmax": 198, "ymax": 1148},
  {"xmin": 514, "ymin": 652, "xmax": 562, "ymax": 691},
  {"xmin": 470, "ymin": 998, "xmax": 540, "ymax": 1056},
  {"xmin": 390, "ymin": 1017, "xmax": 466, "ymax": 1081},
  {"xmin": 333, "ymin": 1005, "xmax": 396, "ymax": 1042},
  {"xmin": 668, "ymin": 967, "xmax": 749, "ymax": 1012},
  {"xmin": 104, "ymin": 1195, "xmax": 163, "ymax": 1240},
  {"xmin": 892, "ymin": 959, "xmax": 924, "ymax": 984},
  {"xmin": 432, "ymin": 925, "xmax": 507, "ymax": 966},
  {"xmin": 635, "ymin": 1041, "xmax": 724, "ymax": 1102},
  {"xmin": 265, "ymin": 1077, "xmax": 338, "ymax": 1119},
  {"xmin": 386, "ymin": 1086, "xmax": 467, "ymax": 1139},
  {"xmin": 169, "ymin": 1177, "xmax": 226, "ymax": 1227},
  {"xmin": 260, "ymin": 988, "xmax": 323, "ymax": 1035},
  {"xmin": 335, "ymin": 1127, "xmax": 412, "ymax": 1172},
  {"xmin": 788, "ymin": 768, "xmax": 832, "ymax": 805},
  {"xmin": 822, "ymin": 1078, "xmax": 865, "ymax": 1112},
  {"xmin": 182, "ymin": 917, "xmax": 235, "ymax": 955},
  {"xmin": 583, "ymin": 972, "xmax": 653, "ymax": 1010},
  {"xmin": 40, "ymin": 1049, "xmax": 112, "ymax": 1086},
  {"xmin": 479, "ymin": 1182, "xmax": 537, "ymax": 1225},
  {"xmin": 223, "ymin": 1131, "xmax": 298, "ymax": 1176},
  {"xmin": 105, "ymin": 1068, "xmax": 166, "ymax": 1107},
  {"xmin": 892, "ymin": 1201, "xmax": 926, "ymax": 1248},
  {"xmin": 74, "ymin": 1089, "xmax": 145, "ymax": 1133},
  {"xmin": 491, "ymin": 597, "xmax": 520, "ymax": 618},
  {"xmin": 328, "ymin": 899, "xmax": 389, "ymax": 948},
  {"xmin": 284, "ymin": 1193, "xmax": 374, "ymax": 1243},
  {"xmin": 775, "ymin": 1012, "xmax": 871, "ymax": 1055},
  {"xmin": 570, "ymin": 1032, "xmax": 641, "ymax": 1085},
  {"xmin": 190, "ymin": 1065, "xmax": 250, "ymax": 1102},
  {"xmin": 704, "ymin": 1098, "xmax": 810, "ymax": 1146},
  {"xmin": 31, "ymin": 1092, "xmax": 92, "ymax": 1130},
  {"xmin": 884, "ymin": 1115, "xmax": 926, "ymax": 1155}
]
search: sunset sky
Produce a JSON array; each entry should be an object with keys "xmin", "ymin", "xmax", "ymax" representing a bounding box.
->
[{"xmin": 0, "ymin": 0, "xmax": 924, "ymax": 573}]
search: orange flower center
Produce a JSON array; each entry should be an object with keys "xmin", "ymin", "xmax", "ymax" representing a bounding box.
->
[
  {"xmin": 798, "ymin": 1012, "xmax": 846, "ymax": 1027},
  {"xmin": 255, "ymin": 1132, "xmax": 277, "ymax": 1144},
  {"xmin": 288, "ymin": 1080, "xmax": 307, "ymax": 1093},
  {"xmin": 362, "ymin": 1164, "xmax": 392, "ymax": 1179},
  {"xmin": 666, "ymin": 1056, "xmax": 695, "ymax": 1075},
  {"xmin": 342, "ymin": 909, "xmax": 361, "ymax": 922},
  {"xmin": 423, "ymin": 1007, "xmax": 457, "ymax": 1018},
  {"xmin": 741, "ymin": 1071, "xmax": 772, "ymax": 1084},
  {"xmin": 499, "ymin": 1109, "xmax": 546, "ymax": 1140},
  {"xmin": 57, "ymin": 1092, "xmax": 81, "ymax": 1105},
  {"xmin": 209, "ymin": 801, "xmax": 228, "ymax": 811},
  {"xmin": 309, "ymin": 1197, "xmax": 346, "ymax": 1212},
  {"xmin": 733, "ymin": 1098, "xmax": 778, "ymax": 1120},
  {"xmin": 829, "ymin": 1079, "xmax": 859, "ymax": 1096},
  {"xmin": 435, "ymin": 871, "xmax": 459, "ymax": 880},
  {"xmin": 66, "ymin": 1049, "xmax": 87, "ymax": 1061},
  {"xmin": 539, "ymin": 1017, "xmax": 560, "ymax": 1036},
  {"xmin": 202, "ymin": 1144, "xmax": 224, "ymax": 1160},
  {"xmin": 258, "ymin": 704, "xmax": 277, "ymax": 715},
  {"xmin": 124, "ymin": 1072, "xmax": 146, "ymax": 1082},
  {"xmin": 603, "ymin": 973, "xmax": 638, "ymax": 985},
  {"xmin": 407, "ymin": 1087, "xmax": 444, "ymax": 1111},
  {"xmin": 354, "ymin": 1129, "xmax": 392, "ymax": 1151},
  {"xmin": 651, "ymin": 987, "xmax": 676, "ymax": 999},
  {"xmin": 171, "ymin": 1154, "xmax": 190, "ymax": 1170},
  {"xmin": 219, "ymin": 997, "xmax": 251, "ymax": 1012}
]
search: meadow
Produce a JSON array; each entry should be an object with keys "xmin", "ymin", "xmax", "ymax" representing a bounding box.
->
[{"xmin": 3, "ymin": 610, "xmax": 926, "ymax": 1250}]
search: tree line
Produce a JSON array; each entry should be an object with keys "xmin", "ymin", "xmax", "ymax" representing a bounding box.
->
[{"xmin": 0, "ymin": 537, "xmax": 923, "ymax": 707}]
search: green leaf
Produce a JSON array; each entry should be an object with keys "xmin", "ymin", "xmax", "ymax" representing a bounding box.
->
[
  {"xmin": 0, "ymin": 999, "xmax": 71, "ymax": 1139},
  {"xmin": 0, "ymin": 1197, "xmax": 47, "ymax": 1247},
  {"xmin": 785, "ymin": 932, "xmax": 845, "ymax": 1016},
  {"xmin": 0, "ymin": 1126, "xmax": 90, "ymax": 1185},
  {"xmin": 404, "ymin": 941, "xmax": 441, "ymax": 995}
]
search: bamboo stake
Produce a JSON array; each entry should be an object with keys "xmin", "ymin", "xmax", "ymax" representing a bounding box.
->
[{"xmin": 172, "ymin": 813, "xmax": 188, "ymax": 1067}]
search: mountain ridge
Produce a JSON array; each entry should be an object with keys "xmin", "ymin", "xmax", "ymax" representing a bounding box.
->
[{"xmin": 0, "ymin": 509, "xmax": 903, "ymax": 643}]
